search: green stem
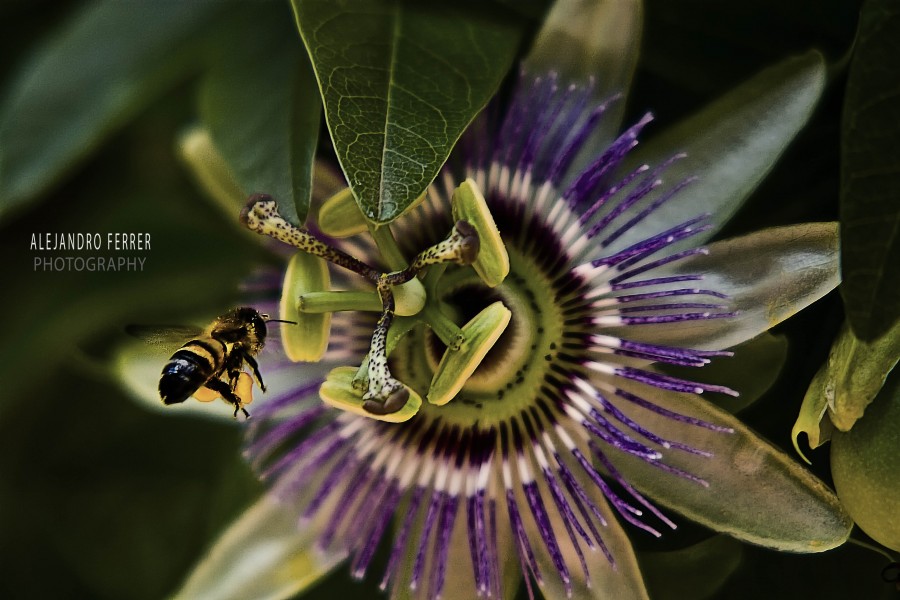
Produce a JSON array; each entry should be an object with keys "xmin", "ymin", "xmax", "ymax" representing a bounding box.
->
[
  {"xmin": 298, "ymin": 291, "xmax": 382, "ymax": 313},
  {"xmin": 423, "ymin": 263, "xmax": 448, "ymax": 297},
  {"xmin": 423, "ymin": 305, "xmax": 463, "ymax": 348},
  {"xmin": 368, "ymin": 223, "xmax": 408, "ymax": 271}
]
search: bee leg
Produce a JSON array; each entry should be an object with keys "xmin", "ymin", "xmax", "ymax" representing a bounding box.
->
[
  {"xmin": 243, "ymin": 353, "xmax": 267, "ymax": 392},
  {"xmin": 204, "ymin": 378, "xmax": 249, "ymax": 419},
  {"xmin": 228, "ymin": 368, "xmax": 241, "ymax": 390}
]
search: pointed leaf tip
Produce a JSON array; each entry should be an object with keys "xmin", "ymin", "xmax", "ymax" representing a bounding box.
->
[{"xmin": 292, "ymin": 0, "xmax": 526, "ymax": 223}]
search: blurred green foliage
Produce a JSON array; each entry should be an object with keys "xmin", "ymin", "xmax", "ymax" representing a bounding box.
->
[
  {"xmin": 0, "ymin": 0, "xmax": 897, "ymax": 599},
  {"xmin": 840, "ymin": 0, "xmax": 900, "ymax": 342}
]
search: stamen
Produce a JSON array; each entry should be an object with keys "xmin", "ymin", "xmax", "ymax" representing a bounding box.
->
[
  {"xmin": 409, "ymin": 220, "xmax": 481, "ymax": 271},
  {"xmin": 451, "ymin": 178, "xmax": 510, "ymax": 287},
  {"xmin": 361, "ymin": 284, "xmax": 410, "ymax": 415},
  {"xmin": 241, "ymin": 194, "xmax": 378, "ymax": 279},
  {"xmin": 244, "ymin": 192, "xmax": 492, "ymax": 417}
]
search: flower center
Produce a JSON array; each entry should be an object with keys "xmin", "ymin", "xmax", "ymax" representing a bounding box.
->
[
  {"xmin": 394, "ymin": 231, "xmax": 565, "ymax": 427},
  {"xmin": 242, "ymin": 179, "xmax": 594, "ymax": 423}
]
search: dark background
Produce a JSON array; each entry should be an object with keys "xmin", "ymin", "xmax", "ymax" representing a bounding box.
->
[{"xmin": 1, "ymin": 1, "xmax": 895, "ymax": 599}]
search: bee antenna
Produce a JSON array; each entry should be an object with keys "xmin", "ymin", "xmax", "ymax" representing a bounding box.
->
[{"xmin": 265, "ymin": 318, "xmax": 298, "ymax": 325}]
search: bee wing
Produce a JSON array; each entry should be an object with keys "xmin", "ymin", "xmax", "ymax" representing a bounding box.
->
[{"xmin": 125, "ymin": 324, "xmax": 204, "ymax": 347}]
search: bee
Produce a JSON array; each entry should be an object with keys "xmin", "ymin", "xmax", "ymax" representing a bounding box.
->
[{"xmin": 128, "ymin": 307, "xmax": 294, "ymax": 418}]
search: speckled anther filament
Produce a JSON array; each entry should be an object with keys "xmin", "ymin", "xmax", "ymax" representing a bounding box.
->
[
  {"xmin": 360, "ymin": 283, "xmax": 406, "ymax": 415},
  {"xmin": 242, "ymin": 195, "xmax": 484, "ymax": 412},
  {"xmin": 241, "ymin": 194, "xmax": 379, "ymax": 279}
]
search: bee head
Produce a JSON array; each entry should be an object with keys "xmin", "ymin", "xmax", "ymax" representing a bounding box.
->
[
  {"xmin": 215, "ymin": 307, "xmax": 268, "ymax": 352},
  {"xmin": 244, "ymin": 307, "xmax": 268, "ymax": 349}
]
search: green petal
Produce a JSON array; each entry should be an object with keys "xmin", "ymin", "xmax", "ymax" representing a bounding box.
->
[
  {"xmin": 526, "ymin": 463, "xmax": 650, "ymax": 600},
  {"xmin": 609, "ymin": 51, "xmax": 826, "ymax": 255},
  {"xmin": 610, "ymin": 223, "xmax": 840, "ymax": 351},
  {"xmin": 173, "ymin": 495, "xmax": 345, "ymax": 600},
  {"xmin": 390, "ymin": 485, "xmax": 519, "ymax": 600},
  {"xmin": 605, "ymin": 376, "xmax": 852, "ymax": 552},
  {"xmin": 114, "ymin": 334, "xmax": 326, "ymax": 422},
  {"xmin": 115, "ymin": 337, "xmax": 235, "ymax": 421},
  {"xmin": 280, "ymin": 251, "xmax": 332, "ymax": 362},
  {"xmin": 525, "ymin": 0, "xmax": 643, "ymax": 160}
]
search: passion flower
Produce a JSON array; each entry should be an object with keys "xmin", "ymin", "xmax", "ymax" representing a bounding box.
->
[
  {"xmin": 105, "ymin": 4, "xmax": 859, "ymax": 597},
  {"xmin": 157, "ymin": 59, "xmax": 852, "ymax": 599}
]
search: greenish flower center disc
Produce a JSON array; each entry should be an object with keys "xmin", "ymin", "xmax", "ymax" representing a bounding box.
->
[{"xmin": 392, "ymin": 244, "xmax": 565, "ymax": 427}]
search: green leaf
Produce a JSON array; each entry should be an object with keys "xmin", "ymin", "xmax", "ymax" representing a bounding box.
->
[
  {"xmin": 199, "ymin": 2, "xmax": 321, "ymax": 226},
  {"xmin": 840, "ymin": 0, "xmax": 900, "ymax": 341},
  {"xmin": 291, "ymin": 0, "xmax": 526, "ymax": 223},
  {"xmin": 0, "ymin": 0, "xmax": 222, "ymax": 220}
]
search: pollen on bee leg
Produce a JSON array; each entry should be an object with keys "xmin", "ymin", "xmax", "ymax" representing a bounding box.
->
[
  {"xmin": 235, "ymin": 372, "xmax": 255, "ymax": 405},
  {"xmin": 191, "ymin": 372, "xmax": 254, "ymax": 405},
  {"xmin": 191, "ymin": 387, "xmax": 220, "ymax": 403}
]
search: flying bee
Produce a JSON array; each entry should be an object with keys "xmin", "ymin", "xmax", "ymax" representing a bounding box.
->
[{"xmin": 128, "ymin": 307, "xmax": 294, "ymax": 418}]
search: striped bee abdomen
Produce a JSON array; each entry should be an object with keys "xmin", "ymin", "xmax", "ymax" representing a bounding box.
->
[{"xmin": 159, "ymin": 338, "xmax": 226, "ymax": 405}]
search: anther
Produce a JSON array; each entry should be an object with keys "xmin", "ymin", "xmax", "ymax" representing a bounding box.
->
[
  {"xmin": 363, "ymin": 386, "xmax": 410, "ymax": 415},
  {"xmin": 242, "ymin": 195, "xmax": 378, "ymax": 280},
  {"xmin": 382, "ymin": 220, "xmax": 482, "ymax": 288},
  {"xmin": 408, "ymin": 219, "xmax": 481, "ymax": 271},
  {"xmin": 359, "ymin": 284, "xmax": 408, "ymax": 415}
]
